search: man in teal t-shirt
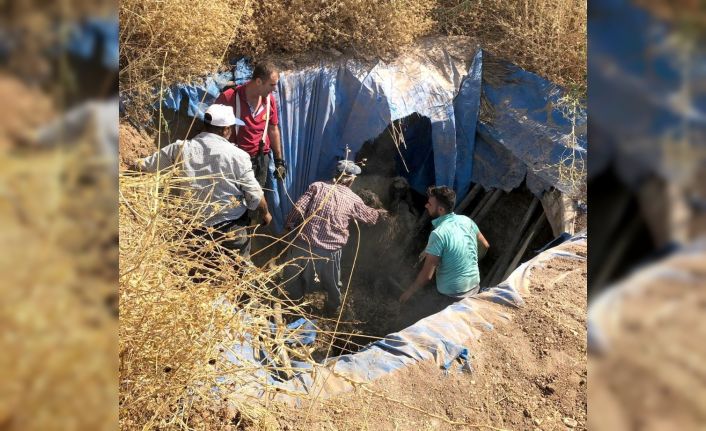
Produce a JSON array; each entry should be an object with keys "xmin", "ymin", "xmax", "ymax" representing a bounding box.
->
[{"xmin": 399, "ymin": 186, "xmax": 490, "ymax": 303}]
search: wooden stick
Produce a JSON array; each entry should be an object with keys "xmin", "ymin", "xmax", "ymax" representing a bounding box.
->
[
  {"xmin": 499, "ymin": 211, "xmax": 547, "ymax": 283},
  {"xmin": 470, "ymin": 188, "xmax": 497, "ymax": 219},
  {"xmin": 483, "ymin": 198, "xmax": 539, "ymax": 286},
  {"xmin": 474, "ymin": 189, "xmax": 503, "ymax": 224},
  {"xmin": 592, "ymin": 217, "xmax": 642, "ymax": 288},
  {"xmin": 455, "ymin": 183, "xmax": 482, "ymax": 214},
  {"xmin": 273, "ymin": 303, "xmax": 293, "ymax": 378}
]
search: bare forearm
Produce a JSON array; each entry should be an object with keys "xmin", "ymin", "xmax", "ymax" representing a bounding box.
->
[
  {"xmin": 257, "ymin": 196, "xmax": 269, "ymax": 217},
  {"xmin": 400, "ymin": 255, "xmax": 438, "ymax": 302},
  {"xmin": 407, "ymin": 271, "xmax": 432, "ymax": 295},
  {"xmin": 269, "ymin": 126, "xmax": 283, "ymax": 160}
]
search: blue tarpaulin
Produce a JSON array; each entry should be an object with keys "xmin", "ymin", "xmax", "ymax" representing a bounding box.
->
[
  {"xmin": 589, "ymin": 0, "xmax": 706, "ymax": 187},
  {"xmin": 66, "ymin": 17, "xmax": 119, "ymax": 69},
  {"xmin": 0, "ymin": 17, "xmax": 118, "ymax": 70},
  {"xmin": 220, "ymin": 234, "xmax": 586, "ymax": 403},
  {"xmin": 161, "ymin": 51, "xmax": 586, "ymax": 232}
]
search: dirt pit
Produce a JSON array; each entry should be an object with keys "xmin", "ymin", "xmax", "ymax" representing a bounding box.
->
[
  {"xmin": 272, "ymin": 241, "xmax": 588, "ymax": 430},
  {"xmin": 298, "ymin": 115, "xmax": 558, "ymax": 359}
]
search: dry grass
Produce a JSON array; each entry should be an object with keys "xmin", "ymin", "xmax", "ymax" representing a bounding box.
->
[
  {"xmin": 119, "ymin": 170, "xmax": 292, "ymax": 429},
  {"xmin": 119, "ymin": 0, "xmax": 434, "ymax": 123},
  {"xmin": 119, "ymin": 0, "xmax": 257, "ymax": 123},
  {"xmin": 119, "ymin": 167, "xmax": 386, "ymax": 429},
  {"xmin": 0, "ymin": 1, "xmax": 115, "ymax": 88},
  {"xmin": 120, "ymin": 0, "xmax": 585, "ymax": 124},
  {"xmin": 0, "ymin": 135, "xmax": 117, "ymax": 430},
  {"xmin": 435, "ymin": 0, "xmax": 586, "ymax": 93}
]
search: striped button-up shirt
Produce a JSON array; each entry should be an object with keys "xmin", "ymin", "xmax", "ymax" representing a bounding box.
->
[
  {"xmin": 139, "ymin": 132, "xmax": 263, "ymax": 226},
  {"xmin": 285, "ymin": 181, "xmax": 383, "ymax": 250}
]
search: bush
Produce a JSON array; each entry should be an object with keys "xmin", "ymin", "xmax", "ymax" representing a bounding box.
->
[
  {"xmin": 435, "ymin": 0, "xmax": 586, "ymax": 92},
  {"xmin": 119, "ymin": 0, "xmax": 586, "ymax": 121}
]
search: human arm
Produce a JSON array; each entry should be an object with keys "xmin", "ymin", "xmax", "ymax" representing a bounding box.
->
[
  {"xmin": 477, "ymin": 231, "xmax": 489, "ymax": 249},
  {"xmin": 351, "ymin": 199, "xmax": 388, "ymax": 225},
  {"xmin": 268, "ymin": 97, "xmax": 286, "ymax": 180},
  {"xmin": 399, "ymin": 254, "xmax": 440, "ymax": 303},
  {"xmin": 135, "ymin": 141, "xmax": 182, "ymax": 172},
  {"xmin": 269, "ymin": 124, "xmax": 283, "ymax": 162},
  {"xmin": 284, "ymin": 183, "xmax": 317, "ymax": 230},
  {"xmin": 234, "ymin": 154, "xmax": 270, "ymax": 225},
  {"xmin": 270, "ymin": 124, "xmax": 287, "ymax": 181},
  {"xmin": 255, "ymin": 196, "xmax": 272, "ymax": 226},
  {"xmin": 471, "ymin": 220, "xmax": 489, "ymax": 259}
]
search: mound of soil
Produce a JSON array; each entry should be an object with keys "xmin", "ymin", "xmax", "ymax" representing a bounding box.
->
[
  {"xmin": 589, "ymin": 249, "xmax": 706, "ymax": 430},
  {"xmin": 0, "ymin": 74, "xmax": 55, "ymax": 148},
  {"xmin": 278, "ymin": 241, "xmax": 587, "ymax": 430},
  {"xmin": 119, "ymin": 123, "xmax": 155, "ymax": 170}
]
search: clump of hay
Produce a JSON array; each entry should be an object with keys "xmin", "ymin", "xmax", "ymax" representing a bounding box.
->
[
  {"xmin": 435, "ymin": 0, "xmax": 586, "ymax": 93},
  {"xmin": 120, "ymin": 0, "xmax": 586, "ymax": 127},
  {"xmin": 119, "ymin": 0, "xmax": 258, "ymax": 123},
  {"xmin": 1, "ymin": 131, "xmax": 117, "ymax": 429},
  {"xmin": 119, "ymin": 0, "xmax": 435, "ymax": 123},
  {"xmin": 119, "ymin": 170, "xmax": 328, "ymax": 429}
]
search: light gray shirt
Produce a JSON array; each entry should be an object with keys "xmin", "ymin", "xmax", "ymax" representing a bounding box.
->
[{"xmin": 140, "ymin": 132, "xmax": 263, "ymax": 226}]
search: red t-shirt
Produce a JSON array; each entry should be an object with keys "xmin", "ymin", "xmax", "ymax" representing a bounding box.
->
[{"xmin": 214, "ymin": 83, "xmax": 279, "ymax": 157}]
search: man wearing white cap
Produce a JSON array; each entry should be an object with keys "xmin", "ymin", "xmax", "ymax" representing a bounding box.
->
[
  {"xmin": 136, "ymin": 104, "xmax": 271, "ymax": 258},
  {"xmin": 282, "ymin": 160, "xmax": 387, "ymax": 315}
]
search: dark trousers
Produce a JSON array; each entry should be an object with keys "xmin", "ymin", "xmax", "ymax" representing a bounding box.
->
[
  {"xmin": 251, "ymin": 152, "xmax": 270, "ymax": 189},
  {"xmin": 188, "ymin": 215, "xmax": 252, "ymax": 280},
  {"xmin": 282, "ymin": 241, "xmax": 343, "ymax": 315}
]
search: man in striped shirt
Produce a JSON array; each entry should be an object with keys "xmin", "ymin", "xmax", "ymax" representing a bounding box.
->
[{"xmin": 282, "ymin": 160, "xmax": 387, "ymax": 315}]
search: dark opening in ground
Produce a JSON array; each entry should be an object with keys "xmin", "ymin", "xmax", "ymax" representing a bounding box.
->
[{"xmin": 304, "ymin": 113, "xmax": 557, "ymax": 358}]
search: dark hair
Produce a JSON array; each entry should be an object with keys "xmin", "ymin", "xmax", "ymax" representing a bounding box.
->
[
  {"xmin": 427, "ymin": 186, "xmax": 456, "ymax": 212},
  {"xmin": 203, "ymin": 122, "xmax": 228, "ymax": 136},
  {"xmin": 252, "ymin": 62, "xmax": 278, "ymax": 82}
]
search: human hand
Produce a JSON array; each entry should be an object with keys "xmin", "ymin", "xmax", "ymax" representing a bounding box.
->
[
  {"xmin": 132, "ymin": 158, "xmax": 145, "ymax": 171},
  {"xmin": 261, "ymin": 212, "xmax": 273, "ymax": 226},
  {"xmin": 399, "ymin": 289, "xmax": 414, "ymax": 304},
  {"xmin": 274, "ymin": 158, "xmax": 287, "ymax": 181}
]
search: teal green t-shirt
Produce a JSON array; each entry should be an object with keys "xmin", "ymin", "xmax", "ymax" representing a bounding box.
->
[{"xmin": 424, "ymin": 213, "xmax": 480, "ymax": 295}]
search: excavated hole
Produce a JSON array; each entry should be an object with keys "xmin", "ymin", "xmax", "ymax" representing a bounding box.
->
[{"xmin": 303, "ymin": 113, "xmax": 555, "ymax": 359}]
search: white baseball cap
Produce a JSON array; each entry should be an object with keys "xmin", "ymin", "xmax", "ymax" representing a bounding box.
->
[{"xmin": 204, "ymin": 104, "xmax": 245, "ymax": 127}]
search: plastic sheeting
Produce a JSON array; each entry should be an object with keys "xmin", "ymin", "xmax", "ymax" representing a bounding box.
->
[
  {"xmin": 222, "ymin": 233, "xmax": 587, "ymax": 404},
  {"xmin": 0, "ymin": 18, "xmax": 118, "ymax": 70},
  {"xmin": 589, "ymin": 0, "xmax": 706, "ymax": 187},
  {"xmin": 474, "ymin": 55, "xmax": 587, "ymax": 195},
  {"xmin": 588, "ymin": 238, "xmax": 706, "ymax": 354},
  {"xmin": 66, "ymin": 18, "xmax": 119, "ymax": 70},
  {"xmin": 160, "ymin": 52, "xmax": 585, "ymax": 231}
]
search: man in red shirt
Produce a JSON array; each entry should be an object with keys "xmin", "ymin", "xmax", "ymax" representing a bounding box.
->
[{"xmin": 215, "ymin": 62, "xmax": 286, "ymax": 187}]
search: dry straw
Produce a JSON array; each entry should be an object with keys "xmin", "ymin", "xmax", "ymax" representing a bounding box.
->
[
  {"xmin": 119, "ymin": 170, "xmax": 297, "ymax": 429},
  {"xmin": 436, "ymin": 0, "xmax": 586, "ymax": 93},
  {"xmin": 119, "ymin": 166, "xmax": 384, "ymax": 429},
  {"xmin": 1, "ymin": 133, "xmax": 117, "ymax": 430},
  {"xmin": 119, "ymin": 0, "xmax": 586, "ymax": 125}
]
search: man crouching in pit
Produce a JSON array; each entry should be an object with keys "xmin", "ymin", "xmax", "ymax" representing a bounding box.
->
[
  {"xmin": 399, "ymin": 186, "xmax": 490, "ymax": 304},
  {"xmin": 282, "ymin": 160, "xmax": 388, "ymax": 316}
]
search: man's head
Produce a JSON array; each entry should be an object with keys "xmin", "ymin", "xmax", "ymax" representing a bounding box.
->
[
  {"xmin": 335, "ymin": 160, "xmax": 362, "ymax": 186},
  {"xmin": 250, "ymin": 62, "xmax": 279, "ymax": 98},
  {"xmin": 425, "ymin": 186, "xmax": 455, "ymax": 218},
  {"xmin": 203, "ymin": 104, "xmax": 245, "ymax": 139}
]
